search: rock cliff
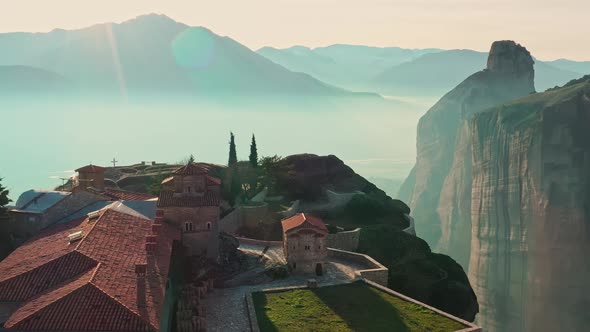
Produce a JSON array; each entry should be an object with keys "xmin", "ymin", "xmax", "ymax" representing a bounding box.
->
[
  {"xmin": 399, "ymin": 41, "xmax": 536, "ymax": 268},
  {"xmin": 469, "ymin": 78, "xmax": 590, "ymax": 331}
]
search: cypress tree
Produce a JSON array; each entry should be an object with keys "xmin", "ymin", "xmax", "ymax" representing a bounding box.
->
[
  {"xmin": 228, "ymin": 132, "xmax": 237, "ymax": 166},
  {"xmin": 249, "ymin": 134, "xmax": 258, "ymax": 167}
]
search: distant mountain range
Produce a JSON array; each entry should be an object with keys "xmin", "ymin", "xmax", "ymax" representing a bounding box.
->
[
  {"xmin": 258, "ymin": 45, "xmax": 590, "ymax": 96},
  {"xmin": 258, "ymin": 45, "xmax": 441, "ymax": 91},
  {"xmin": 0, "ymin": 13, "xmax": 587, "ymax": 101},
  {"xmin": 0, "ymin": 14, "xmax": 373, "ymax": 99}
]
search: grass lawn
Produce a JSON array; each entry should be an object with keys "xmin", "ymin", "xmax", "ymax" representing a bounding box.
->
[{"xmin": 252, "ymin": 281, "xmax": 466, "ymax": 332}]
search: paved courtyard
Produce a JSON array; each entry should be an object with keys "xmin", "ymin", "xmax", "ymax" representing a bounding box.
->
[{"xmin": 204, "ymin": 244, "xmax": 367, "ymax": 332}]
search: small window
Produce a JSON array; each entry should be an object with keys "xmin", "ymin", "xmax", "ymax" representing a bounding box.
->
[
  {"xmin": 207, "ymin": 222, "xmax": 211, "ymax": 230},
  {"xmin": 305, "ymin": 245, "xmax": 311, "ymax": 250},
  {"xmin": 187, "ymin": 186, "xmax": 192, "ymax": 193},
  {"xmin": 318, "ymin": 245, "xmax": 321, "ymax": 249},
  {"xmin": 185, "ymin": 222, "xmax": 193, "ymax": 232}
]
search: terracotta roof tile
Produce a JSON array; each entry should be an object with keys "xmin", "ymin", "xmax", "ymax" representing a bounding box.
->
[
  {"xmin": 5, "ymin": 267, "xmax": 152, "ymax": 331},
  {"xmin": 172, "ymin": 163, "xmax": 209, "ymax": 175},
  {"xmin": 0, "ymin": 251, "xmax": 97, "ymax": 301},
  {"xmin": 157, "ymin": 190, "xmax": 219, "ymax": 207},
  {"xmin": 0, "ymin": 206, "xmax": 181, "ymax": 331},
  {"xmin": 0, "ymin": 216, "xmax": 92, "ymax": 284},
  {"xmin": 206, "ymin": 175, "xmax": 221, "ymax": 186},
  {"xmin": 103, "ymin": 188, "xmax": 157, "ymax": 201},
  {"xmin": 281, "ymin": 213, "xmax": 328, "ymax": 234}
]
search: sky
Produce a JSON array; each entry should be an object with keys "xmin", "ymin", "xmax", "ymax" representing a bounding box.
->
[{"xmin": 0, "ymin": 0, "xmax": 588, "ymax": 61}]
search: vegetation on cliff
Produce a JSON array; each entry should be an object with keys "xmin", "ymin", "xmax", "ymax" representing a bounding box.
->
[{"xmin": 358, "ymin": 224, "xmax": 479, "ymax": 322}]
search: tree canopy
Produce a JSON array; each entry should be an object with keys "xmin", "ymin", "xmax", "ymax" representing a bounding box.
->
[{"xmin": 0, "ymin": 178, "xmax": 11, "ymax": 221}]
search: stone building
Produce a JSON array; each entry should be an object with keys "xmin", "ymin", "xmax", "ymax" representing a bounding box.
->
[
  {"xmin": 74, "ymin": 164, "xmax": 105, "ymax": 190},
  {"xmin": 282, "ymin": 213, "xmax": 328, "ymax": 275},
  {"xmin": 157, "ymin": 162, "xmax": 221, "ymax": 260}
]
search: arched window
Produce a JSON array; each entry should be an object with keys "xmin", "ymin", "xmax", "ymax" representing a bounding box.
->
[
  {"xmin": 187, "ymin": 186, "xmax": 191, "ymax": 193},
  {"xmin": 185, "ymin": 222, "xmax": 193, "ymax": 232},
  {"xmin": 207, "ymin": 222, "xmax": 211, "ymax": 230}
]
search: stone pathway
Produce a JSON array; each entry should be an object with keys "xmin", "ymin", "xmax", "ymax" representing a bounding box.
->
[{"xmin": 204, "ymin": 247, "xmax": 366, "ymax": 332}]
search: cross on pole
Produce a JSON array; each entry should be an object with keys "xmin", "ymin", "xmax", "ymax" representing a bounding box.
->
[{"xmin": 111, "ymin": 158, "xmax": 118, "ymax": 168}]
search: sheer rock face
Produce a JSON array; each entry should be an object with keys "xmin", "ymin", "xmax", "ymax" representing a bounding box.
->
[
  {"xmin": 399, "ymin": 41, "xmax": 535, "ymax": 262},
  {"xmin": 487, "ymin": 40, "xmax": 535, "ymax": 91},
  {"xmin": 469, "ymin": 83, "xmax": 590, "ymax": 331}
]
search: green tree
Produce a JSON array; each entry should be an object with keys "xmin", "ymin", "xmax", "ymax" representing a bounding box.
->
[
  {"xmin": 0, "ymin": 178, "xmax": 10, "ymax": 221},
  {"xmin": 249, "ymin": 134, "xmax": 258, "ymax": 167},
  {"xmin": 228, "ymin": 132, "xmax": 237, "ymax": 166}
]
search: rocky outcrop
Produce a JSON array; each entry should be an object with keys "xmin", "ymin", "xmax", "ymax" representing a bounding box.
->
[
  {"xmin": 469, "ymin": 79, "xmax": 590, "ymax": 331},
  {"xmin": 400, "ymin": 41, "xmax": 535, "ymax": 267},
  {"xmin": 277, "ymin": 154, "xmax": 390, "ymax": 200}
]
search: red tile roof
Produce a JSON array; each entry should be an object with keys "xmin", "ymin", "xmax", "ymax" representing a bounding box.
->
[
  {"xmin": 0, "ymin": 207, "xmax": 181, "ymax": 331},
  {"xmin": 206, "ymin": 175, "xmax": 222, "ymax": 186},
  {"xmin": 103, "ymin": 188, "xmax": 157, "ymax": 201},
  {"xmin": 75, "ymin": 164, "xmax": 106, "ymax": 172},
  {"xmin": 0, "ymin": 216, "xmax": 93, "ymax": 286},
  {"xmin": 281, "ymin": 213, "xmax": 328, "ymax": 234},
  {"xmin": 172, "ymin": 163, "xmax": 209, "ymax": 175},
  {"xmin": 157, "ymin": 190, "xmax": 220, "ymax": 207},
  {"xmin": 5, "ymin": 268, "xmax": 152, "ymax": 331}
]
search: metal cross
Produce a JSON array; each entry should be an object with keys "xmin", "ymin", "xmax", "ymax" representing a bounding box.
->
[{"xmin": 111, "ymin": 158, "xmax": 118, "ymax": 168}]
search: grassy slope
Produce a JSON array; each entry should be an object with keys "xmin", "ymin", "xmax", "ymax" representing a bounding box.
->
[{"xmin": 252, "ymin": 281, "xmax": 465, "ymax": 332}]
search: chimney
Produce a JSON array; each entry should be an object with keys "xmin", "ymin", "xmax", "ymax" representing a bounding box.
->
[
  {"xmin": 146, "ymin": 242, "xmax": 157, "ymax": 256},
  {"xmin": 135, "ymin": 263, "xmax": 147, "ymax": 278},
  {"xmin": 146, "ymin": 234, "xmax": 157, "ymax": 243}
]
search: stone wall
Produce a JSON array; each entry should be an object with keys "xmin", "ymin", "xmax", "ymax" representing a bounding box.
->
[
  {"xmin": 285, "ymin": 232, "xmax": 327, "ymax": 274},
  {"xmin": 327, "ymin": 248, "xmax": 389, "ymax": 286},
  {"xmin": 326, "ymin": 228, "xmax": 361, "ymax": 251},
  {"xmin": 218, "ymin": 208, "xmax": 242, "ymax": 234},
  {"xmin": 235, "ymin": 237, "xmax": 282, "ymax": 247},
  {"xmin": 279, "ymin": 200, "xmax": 300, "ymax": 218},
  {"xmin": 326, "ymin": 190, "xmax": 362, "ymax": 207},
  {"xmin": 241, "ymin": 203, "xmax": 268, "ymax": 228}
]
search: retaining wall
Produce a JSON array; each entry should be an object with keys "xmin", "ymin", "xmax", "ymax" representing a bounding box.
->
[
  {"xmin": 326, "ymin": 228, "xmax": 361, "ymax": 251},
  {"xmin": 219, "ymin": 208, "xmax": 242, "ymax": 234},
  {"xmin": 242, "ymin": 203, "xmax": 269, "ymax": 228},
  {"xmin": 246, "ymin": 279, "xmax": 482, "ymax": 332},
  {"xmin": 327, "ymin": 248, "xmax": 388, "ymax": 286},
  {"xmin": 235, "ymin": 236, "xmax": 282, "ymax": 247}
]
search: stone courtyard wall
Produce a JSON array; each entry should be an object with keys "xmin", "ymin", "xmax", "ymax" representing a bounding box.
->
[
  {"xmin": 218, "ymin": 208, "xmax": 242, "ymax": 234},
  {"xmin": 327, "ymin": 248, "xmax": 388, "ymax": 286},
  {"xmin": 326, "ymin": 228, "xmax": 361, "ymax": 251},
  {"xmin": 235, "ymin": 236, "xmax": 282, "ymax": 247},
  {"xmin": 242, "ymin": 203, "xmax": 269, "ymax": 228}
]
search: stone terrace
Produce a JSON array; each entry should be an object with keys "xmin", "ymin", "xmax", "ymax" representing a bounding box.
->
[{"xmin": 204, "ymin": 243, "xmax": 371, "ymax": 332}]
